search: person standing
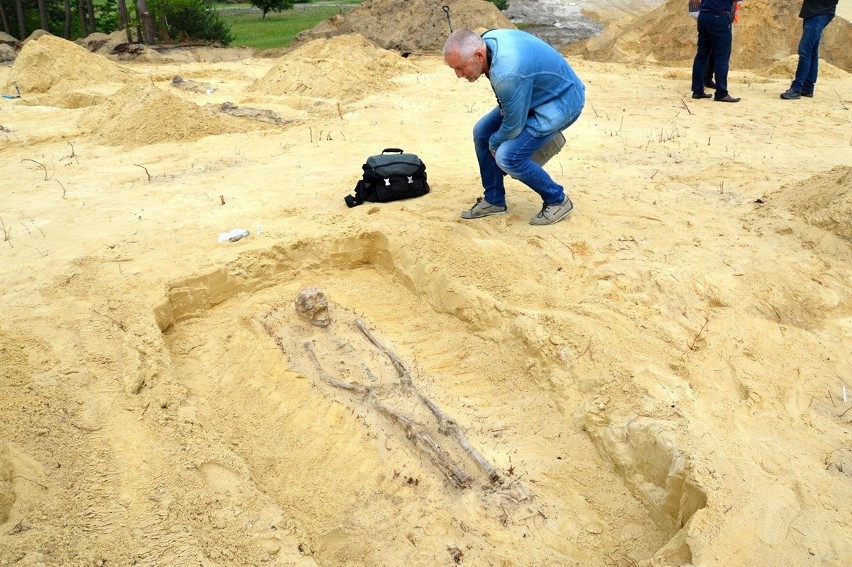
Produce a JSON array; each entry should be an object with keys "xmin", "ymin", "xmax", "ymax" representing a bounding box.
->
[
  {"xmin": 780, "ymin": 0, "xmax": 839, "ymax": 99},
  {"xmin": 691, "ymin": 0, "xmax": 740, "ymax": 102},
  {"xmin": 689, "ymin": 0, "xmax": 717, "ymax": 89},
  {"xmin": 443, "ymin": 29, "xmax": 585, "ymax": 226}
]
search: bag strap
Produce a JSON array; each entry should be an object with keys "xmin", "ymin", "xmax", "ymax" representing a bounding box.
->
[{"xmin": 381, "ymin": 148, "xmax": 404, "ymax": 154}]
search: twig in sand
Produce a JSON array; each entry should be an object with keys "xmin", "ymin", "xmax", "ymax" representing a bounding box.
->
[
  {"xmin": 134, "ymin": 164, "xmax": 151, "ymax": 181},
  {"xmin": 680, "ymin": 98, "xmax": 693, "ymax": 115},
  {"xmin": 834, "ymin": 90, "xmax": 849, "ymax": 110},
  {"xmin": 688, "ymin": 315, "xmax": 710, "ymax": 351},
  {"xmin": 11, "ymin": 475, "xmax": 47, "ymax": 490},
  {"xmin": 21, "ymin": 158, "xmax": 50, "ymax": 180},
  {"xmin": 576, "ymin": 336, "xmax": 594, "ymax": 361},
  {"xmin": 0, "ymin": 217, "xmax": 10, "ymax": 245},
  {"xmin": 55, "ymin": 179, "xmax": 67, "ymax": 199}
]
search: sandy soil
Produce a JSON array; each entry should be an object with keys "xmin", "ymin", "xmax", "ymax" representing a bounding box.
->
[{"xmin": 0, "ymin": 7, "xmax": 850, "ymax": 567}]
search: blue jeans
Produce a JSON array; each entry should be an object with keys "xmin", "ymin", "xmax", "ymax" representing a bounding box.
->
[
  {"xmin": 473, "ymin": 107, "xmax": 578, "ymax": 206},
  {"xmin": 791, "ymin": 14, "xmax": 834, "ymax": 94},
  {"xmin": 691, "ymin": 12, "xmax": 732, "ymax": 98}
]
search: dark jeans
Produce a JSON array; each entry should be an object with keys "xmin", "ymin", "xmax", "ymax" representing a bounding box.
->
[
  {"xmin": 791, "ymin": 14, "xmax": 835, "ymax": 94},
  {"xmin": 691, "ymin": 12, "xmax": 733, "ymax": 98}
]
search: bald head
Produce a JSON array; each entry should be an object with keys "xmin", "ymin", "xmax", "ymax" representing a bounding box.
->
[
  {"xmin": 443, "ymin": 29, "xmax": 488, "ymax": 82},
  {"xmin": 443, "ymin": 29, "xmax": 485, "ymax": 59}
]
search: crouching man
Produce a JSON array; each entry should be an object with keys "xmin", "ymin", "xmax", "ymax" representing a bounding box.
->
[{"xmin": 443, "ymin": 28, "xmax": 585, "ymax": 225}]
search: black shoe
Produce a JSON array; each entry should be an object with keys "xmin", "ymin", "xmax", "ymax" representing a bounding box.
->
[
  {"xmin": 800, "ymin": 91, "xmax": 814, "ymax": 98},
  {"xmin": 715, "ymin": 95, "xmax": 740, "ymax": 103},
  {"xmin": 704, "ymin": 81, "xmax": 717, "ymax": 89},
  {"xmin": 780, "ymin": 88, "xmax": 801, "ymax": 100},
  {"xmin": 692, "ymin": 92, "xmax": 712, "ymax": 99}
]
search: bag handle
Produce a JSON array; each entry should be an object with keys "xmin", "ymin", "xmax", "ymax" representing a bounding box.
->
[{"xmin": 381, "ymin": 148, "xmax": 404, "ymax": 154}]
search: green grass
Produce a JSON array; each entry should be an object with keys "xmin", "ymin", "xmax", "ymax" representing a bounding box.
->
[{"xmin": 215, "ymin": 2, "xmax": 361, "ymax": 50}]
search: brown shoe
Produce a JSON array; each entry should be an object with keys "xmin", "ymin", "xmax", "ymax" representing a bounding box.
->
[
  {"xmin": 715, "ymin": 95, "xmax": 740, "ymax": 103},
  {"xmin": 692, "ymin": 92, "xmax": 712, "ymax": 99}
]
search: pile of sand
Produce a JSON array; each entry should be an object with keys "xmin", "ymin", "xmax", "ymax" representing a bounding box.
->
[
  {"xmin": 771, "ymin": 165, "xmax": 852, "ymax": 242},
  {"xmin": 571, "ymin": 0, "xmax": 852, "ymax": 72},
  {"xmin": 763, "ymin": 54, "xmax": 849, "ymax": 78},
  {"xmin": 4, "ymin": 33, "xmax": 137, "ymax": 93},
  {"xmin": 290, "ymin": 0, "xmax": 515, "ymax": 54},
  {"xmin": 0, "ymin": 31, "xmax": 17, "ymax": 62},
  {"xmin": 247, "ymin": 34, "xmax": 415, "ymax": 102},
  {"xmin": 78, "ymin": 83, "xmax": 260, "ymax": 148}
]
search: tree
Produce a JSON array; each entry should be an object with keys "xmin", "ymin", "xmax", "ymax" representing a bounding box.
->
[
  {"xmin": 251, "ymin": 0, "xmax": 293, "ymax": 20},
  {"xmin": 0, "ymin": 2, "xmax": 9, "ymax": 36},
  {"xmin": 135, "ymin": 0, "xmax": 155, "ymax": 44},
  {"xmin": 85, "ymin": 0, "xmax": 95, "ymax": 32},
  {"xmin": 14, "ymin": 0, "xmax": 24, "ymax": 39},
  {"xmin": 64, "ymin": 0, "xmax": 71, "ymax": 37},
  {"xmin": 117, "ymin": 0, "xmax": 131, "ymax": 42},
  {"xmin": 36, "ymin": 0, "xmax": 49, "ymax": 32},
  {"xmin": 77, "ymin": 0, "xmax": 87, "ymax": 36}
]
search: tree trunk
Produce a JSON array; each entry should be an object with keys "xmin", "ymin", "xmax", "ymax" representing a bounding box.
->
[
  {"xmin": 15, "ymin": 0, "xmax": 25, "ymax": 39},
  {"xmin": 86, "ymin": 0, "xmax": 96, "ymax": 32},
  {"xmin": 64, "ymin": 0, "xmax": 72, "ymax": 38},
  {"xmin": 135, "ymin": 0, "xmax": 155, "ymax": 44},
  {"xmin": 37, "ymin": 0, "xmax": 50, "ymax": 32},
  {"xmin": 77, "ymin": 0, "xmax": 88, "ymax": 36},
  {"xmin": 0, "ymin": 2, "xmax": 10, "ymax": 36},
  {"xmin": 157, "ymin": 14, "xmax": 170, "ymax": 43},
  {"xmin": 117, "ymin": 0, "xmax": 131, "ymax": 42}
]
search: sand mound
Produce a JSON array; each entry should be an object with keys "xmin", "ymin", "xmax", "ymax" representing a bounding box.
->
[
  {"xmin": 0, "ymin": 43, "xmax": 15, "ymax": 63},
  {"xmin": 0, "ymin": 31, "xmax": 18, "ymax": 46},
  {"xmin": 571, "ymin": 0, "xmax": 852, "ymax": 72},
  {"xmin": 762, "ymin": 54, "xmax": 849, "ymax": 78},
  {"xmin": 247, "ymin": 34, "xmax": 414, "ymax": 102},
  {"xmin": 772, "ymin": 166, "xmax": 852, "ymax": 242},
  {"xmin": 17, "ymin": 91, "xmax": 104, "ymax": 109},
  {"xmin": 79, "ymin": 83, "xmax": 259, "ymax": 147},
  {"xmin": 5, "ymin": 33, "xmax": 137, "ymax": 93},
  {"xmin": 290, "ymin": 0, "xmax": 515, "ymax": 54},
  {"xmin": 75, "ymin": 31, "xmax": 113, "ymax": 52}
]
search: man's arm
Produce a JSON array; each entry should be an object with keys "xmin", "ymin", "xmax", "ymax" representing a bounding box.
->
[{"xmin": 488, "ymin": 76, "xmax": 534, "ymax": 153}]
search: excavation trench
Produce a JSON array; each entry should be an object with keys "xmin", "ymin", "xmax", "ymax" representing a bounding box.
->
[{"xmin": 153, "ymin": 232, "xmax": 706, "ymax": 563}]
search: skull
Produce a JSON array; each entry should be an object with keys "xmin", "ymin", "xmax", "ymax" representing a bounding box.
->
[{"xmin": 294, "ymin": 288, "xmax": 331, "ymax": 327}]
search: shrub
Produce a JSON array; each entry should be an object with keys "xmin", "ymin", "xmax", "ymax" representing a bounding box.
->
[{"xmin": 150, "ymin": 0, "xmax": 233, "ymax": 44}]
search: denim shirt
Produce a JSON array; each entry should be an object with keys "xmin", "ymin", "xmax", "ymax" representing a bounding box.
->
[{"xmin": 483, "ymin": 29, "xmax": 585, "ymax": 152}]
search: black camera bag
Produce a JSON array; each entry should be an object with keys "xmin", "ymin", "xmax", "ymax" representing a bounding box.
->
[{"xmin": 345, "ymin": 148, "xmax": 429, "ymax": 208}]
